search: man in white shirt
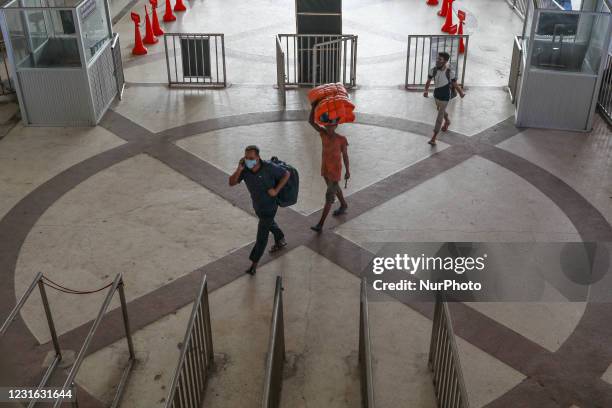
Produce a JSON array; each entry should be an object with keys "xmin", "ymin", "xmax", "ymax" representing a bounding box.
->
[{"xmin": 423, "ymin": 52, "xmax": 465, "ymax": 146}]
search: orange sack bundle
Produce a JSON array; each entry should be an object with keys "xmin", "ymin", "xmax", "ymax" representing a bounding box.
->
[
  {"xmin": 315, "ymin": 95, "xmax": 355, "ymax": 126},
  {"xmin": 307, "ymin": 83, "xmax": 348, "ymax": 104}
]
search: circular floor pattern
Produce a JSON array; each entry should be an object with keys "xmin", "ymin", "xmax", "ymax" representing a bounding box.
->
[{"xmin": 1, "ymin": 109, "xmax": 611, "ymax": 407}]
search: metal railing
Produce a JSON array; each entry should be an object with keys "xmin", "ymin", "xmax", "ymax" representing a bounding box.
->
[
  {"xmin": 597, "ymin": 52, "xmax": 612, "ymax": 125},
  {"xmin": 359, "ymin": 278, "xmax": 375, "ymax": 408},
  {"xmin": 0, "ymin": 39, "xmax": 15, "ymax": 96},
  {"xmin": 505, "ymin": 0, "xmax": 528, "ymax": 19},
  {"xmin": 405, "ymin": 35, "xmax": 469, "ymax": 90},
  {"xmin": 275, "ymin": 34, "xmax": 357, "ymax": 88},
  {"xmin": 505, "ymin": 0, "xmax": 564, "ymax": 19},
  {"xmin": 111, "ymin": 33, "xmax": 125, "ymax": 100},
  {"xmin": 164, "ymin": 33, "xmax": 227, "ymax": 88},
  {"xmin": 312, "ymin": 36, "xmax": 358, "ymax": 87},
  {"xmin": 165, "ymin": 274, "xmax": 215, "ymax": 408},
  {"xmin": 1, "ymin": 272, "xmax": 62, "ymax": 408},
  {"xmin": 52, "ymin": 273, "xmax": 135, "ymax": 408},
  {"xmin": 262, "ymin": 276, "xmax": 285, "ymax": 408},
  {"xmin": 508, "ymin": 36, "xmax": 523, "ymax": 103},
  {"xmin": 275, "ymin": 36, "xmax": 287, "ymax": 107},
  {"xmin": 428, "ymin": 292, "xmax": 470, "ymax": 408}
]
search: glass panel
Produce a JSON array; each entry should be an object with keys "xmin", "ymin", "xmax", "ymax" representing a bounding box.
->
[
  {"xmin": 3, "ymin": 9, "xmax": 29, "ymax": 64},
  {"xmin": 582, "ymin": 13, "xmax": 610, "ymax": 73},
  {"xmin": 78, "ymin": 0, "xmax": 110, "ymax": 61},
  {"xmin": 529, "ymin": 10, "xmax": 607, "ymax": 74},
  {"xmin": 3, "ymin": 7, "xmax": 81, "ymax": 68}
]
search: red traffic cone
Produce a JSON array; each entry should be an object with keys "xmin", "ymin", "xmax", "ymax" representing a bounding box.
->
[
  {"xmin": 163, "ymin": 0, "xmax": 176, "ymax": 21},
  {"xmin": 441, "ymin": 0, "xmax": 456, "ymax": 33},
  {"xmin": 131, "ymin": 12, "xmax": 147, "ymax": 55},
  {"xmin": 458, "ymin": 10, "xmax": 466, "ymax": 53},
  {"xmin": 150, "ymin": 0, "xmax": 164, "ymax": 36},
  {"xmin": 427, "ymin": 0, "xmax": 438, "ymax": 5},
  {"xmin": 438, "ymin": 0, "xmax": 449, "ymax": 16},
  {"xmin": 174, "ymin": 0, "xmax": 186, "ymax": 12},
  {"xmin": 143, "ymin": 6, "xmax": 158, "ymax": 44}
]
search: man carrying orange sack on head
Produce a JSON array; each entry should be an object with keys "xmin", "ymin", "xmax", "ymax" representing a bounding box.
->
[{"xmin": 308, "ymin": 101, "xmax": 351, "ymax": 233}]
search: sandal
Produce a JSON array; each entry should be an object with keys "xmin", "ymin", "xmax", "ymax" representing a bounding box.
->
[
  {"xmin": 269, "ymin": 239, "xmax": 287, "ymax": 254},
  {"xmin": 310, "ymin": 224, "xmax": 323, "ymax": 233},
  {"xmin": 332, "ymin": 206, "xmax": 348, "ymax": 216}
]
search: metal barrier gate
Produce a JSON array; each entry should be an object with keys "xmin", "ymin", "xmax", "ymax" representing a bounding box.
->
[
  {"xmin": 359, "ymin": 278, "xmax": 375, "ymax": 408},
  {"xmin": 262, "ymin": 276, "xmax": 285, "ymax": 408},
  {"xmin": 312, "ymin": 36, "xmax": 358, "ymax": 87},
  {"xmin": 405, "ymin": 35, "xmax": 469, "ymax": 90},
  {"xmin": 275, "ymin": 34, "xmax": 357, "ymax": 88},
  {"xmin": 164, "ymin": 33, "xmax": 227, "ymax": 88},
  {"xmin": 598, "ymin": 52, "xmax": 612, "ymax": 125},
  {"xmin": 429, "ymin": 292, "xmax": 470, "ymax": 408},
  {"xmin": 165, "ymin": 274, "xmax": 214, "ymax": 408}
]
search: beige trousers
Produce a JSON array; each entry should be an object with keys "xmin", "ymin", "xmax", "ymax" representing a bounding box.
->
[{"xmin": 434, "ymin": 98, "xmax": 449, "ymax": 133}]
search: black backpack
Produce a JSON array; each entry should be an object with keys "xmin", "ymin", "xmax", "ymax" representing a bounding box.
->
[
  {"xmin": 270, "ymin": 157, "xmax": 299, "ymax": 207},
  {"xmin": 432, "ymin": 66, "xmax": 457, "ymax": 99}
]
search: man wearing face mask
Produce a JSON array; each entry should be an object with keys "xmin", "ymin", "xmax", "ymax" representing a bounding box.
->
[
  {"xmin": 423, "ymin": 52, "xmax": 465, "ymax": 146},
  {"xmin": 229, "ymin": 145, "xmax": 291, "ymax": 275}
]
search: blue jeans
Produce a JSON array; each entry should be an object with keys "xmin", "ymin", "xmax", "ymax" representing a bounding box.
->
[{"xmin": 249, "ymin": 210, "xmax": 284, "ymax": 263}]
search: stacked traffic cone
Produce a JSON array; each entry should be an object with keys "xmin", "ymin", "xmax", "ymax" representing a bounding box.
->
[
  {"xmin": 143, "ymin": 6, "xmax": 158, "ymax": 44},
  {"xmin": 163, "ymin": 0, "xmax": 176, "ymax": 21},
  {"xmin": 150, "ymin": 0, "xmax": 164, "ymax": 36},
  {"xmin": 427, "ymin": 0, "xmax": 438, "ymax": 5},
  {"xmin": 438, "ymin": 0, "xmax": 449, "ymax": 16},
  {"xmin": 131, "ymin": 12, "xmax": 147, "ymax": 55},
  {"xmin": 441, "ymin": 0, "xmax": 457, "ymax": 34},
  {"xmin": 174, "ymin": 0, "xmax": 186, "ymax": 12},
  {"xmin": 458, "ymin": 10, "xmax": 466, "ymax": 53}
]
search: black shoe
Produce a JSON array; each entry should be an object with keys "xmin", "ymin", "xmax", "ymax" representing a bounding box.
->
[
  {"xmin": 269, "ymin": 238, "xmax": 287, "ymax": 254},
  {"xmin": 310, "ymin": 224, "xmax": 323, "ymax": 233},
  {"xmin": 245, "ymin": 266, "xmax": 256, "ymax": 275},
  {"xmin": 332, "ymin": 206, "xmax": 348, "ymax": 216}
]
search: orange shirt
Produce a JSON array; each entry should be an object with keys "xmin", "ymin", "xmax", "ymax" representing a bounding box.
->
[{"xmin": 320, "ymin": 131, "xmax": 348, "ymax": 182}]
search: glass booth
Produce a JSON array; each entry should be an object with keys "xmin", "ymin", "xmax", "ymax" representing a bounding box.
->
[
  {"xmin": 0, "ymin": 0, "xmax": 123, "ymax": 126},
  {"xmin": 514, "ymin": 0, "xmax": 612, "ymax": 131}
]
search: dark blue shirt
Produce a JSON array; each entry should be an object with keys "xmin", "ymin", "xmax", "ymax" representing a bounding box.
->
[{"xmin": 239, "ymin": 161, "xmax": 287, "ymax": 216}]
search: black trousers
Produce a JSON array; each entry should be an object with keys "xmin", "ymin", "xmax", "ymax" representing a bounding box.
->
[{"xmin": 249, "ymin": 210, "xmax": 284, "ymax": 263}]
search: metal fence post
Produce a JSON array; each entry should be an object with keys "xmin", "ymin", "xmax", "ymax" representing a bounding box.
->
[
  {"xmin": 461, "ymin": 35, "xmax": 469, "ymax": 88},
  {"xmin": 359, "ymin": 278, "xmax": 375, "ymax": 408},
  {"xmin": 118, "ymin": 279, "xmax": 136, "ymax": 360},
  {"xmin": 38, "ymin": 278, "xmax": 61, "ymax": 359},
  {"xmin": 262, "ymin": 276, "xmax": 285, "ymax": 408}
]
